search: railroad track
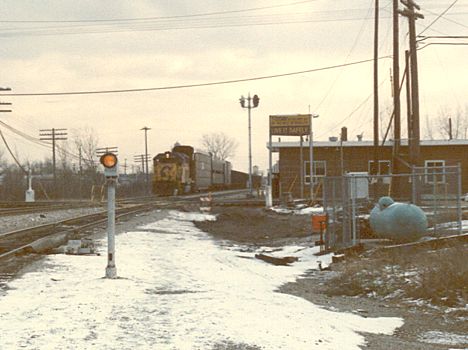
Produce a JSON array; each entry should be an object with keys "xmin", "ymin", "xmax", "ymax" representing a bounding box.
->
[
  {"xmin": 0, "ymin": 201, "xmax": 100, "ymax": 217},
  {"xmin": 0, "ymin": 202, "xmax": 164, "ymax": 261},
  {"xmin": 0, "ymin": 189, "xmax": 249, "ymax": 262}
]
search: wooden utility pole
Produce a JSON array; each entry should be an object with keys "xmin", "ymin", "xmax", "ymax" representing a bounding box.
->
[
  {"xmin": 392, "ymin": 0, "xmax": 401, "ymax": 169},
  {"xmin": 399, "ymin": 0, "xmax": 424, "ymax": 167},
  {"xmin": 141, "ymin": 126, "xmax": 151, "ymax": 190},
  {"xmin": 373, "ymin": 0, "xmax": 380, "ymax": 197},
  {"xmin": 39, "ymin": 128, "xmax": 68, "ymax": 196},
  {"xmin": 405, "ymin": 50, "xmax": 412, "ymax": 152}
]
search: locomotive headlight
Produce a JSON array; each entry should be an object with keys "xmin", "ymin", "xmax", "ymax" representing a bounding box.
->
[{"xmin": 100, "ymin": 153, "xmax": 118, "ymax": 177}]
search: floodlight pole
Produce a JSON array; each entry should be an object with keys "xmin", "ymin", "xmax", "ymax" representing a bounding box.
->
[{"xmin": 239, "ymin": 93, "xmax": 259, "ymax": 196}]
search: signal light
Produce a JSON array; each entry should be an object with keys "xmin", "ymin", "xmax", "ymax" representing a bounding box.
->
[
  {"xmin": 100, "ymin": 152, "xmax": 118, "ymax": 177},
  {"xmin": 100, "ymin": 153, "xmax": 117, "ymax": 168}
]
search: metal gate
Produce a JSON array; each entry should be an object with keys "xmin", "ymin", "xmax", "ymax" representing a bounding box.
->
[{"xmin": 321, "ymin": 164, "xmax": 463, "ymax": 250}]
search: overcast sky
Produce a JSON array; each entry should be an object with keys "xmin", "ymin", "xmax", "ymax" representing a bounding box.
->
[{"xmin": 1, "ymin": 0, "xmax": 467, "ymax": 173}]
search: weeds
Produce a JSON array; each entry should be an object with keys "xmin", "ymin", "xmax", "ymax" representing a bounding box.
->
[{"xmin": 326, "ymin": 244, "xmax": 468, "ymax": 307}]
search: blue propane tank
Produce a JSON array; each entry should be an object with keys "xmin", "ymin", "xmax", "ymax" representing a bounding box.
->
[{"xmin": 369, "ymin": 196, "xmax": 428, "ymax": 241}]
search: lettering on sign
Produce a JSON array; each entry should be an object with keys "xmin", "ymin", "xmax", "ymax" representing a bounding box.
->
[{"xmin": 270, "ymin": 115, "xmax": 311, "ymax": 136}]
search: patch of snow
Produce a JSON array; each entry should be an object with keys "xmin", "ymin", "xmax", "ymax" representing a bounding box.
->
[
  {"xmin": 0, "ymin": 210, "xmax": 403, "ymax": 349},
  {"xmin": 431, "ymin": 220, "xmax": 468, "ymax": 232},
  {"xmin": 419, "ymin": 331, "xmax": 468, "ymax": 346},
  {"xmin": 270, "ymin": 206, "xmax": 324, "ymax": 215}
]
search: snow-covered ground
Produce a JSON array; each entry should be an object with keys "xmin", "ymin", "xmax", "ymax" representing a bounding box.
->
[{"xmin": 0, "ymin": 210, "xmax": 403, "ymax": 349}]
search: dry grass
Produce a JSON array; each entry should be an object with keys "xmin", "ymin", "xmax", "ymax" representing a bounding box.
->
[{"xmin": 326, "ymin": 244, "xmax": 468, "ymax": 307}]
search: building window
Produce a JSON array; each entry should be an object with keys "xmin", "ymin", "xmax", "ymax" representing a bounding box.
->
[
  {"xmin": 368, "ymin": 160, "xmax": 391, "ymax": 175},
  {"xmin": 425, "ymin": 160, "xmax": 445, "ymax": 184},
  {"xmin": 305, "ymin": 161, "xmax": 326, "ymax": 184}
]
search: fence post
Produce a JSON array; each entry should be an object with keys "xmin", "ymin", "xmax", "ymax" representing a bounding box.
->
[
  {"xmin": 330, "ymin": 178, "xmax": 337, "ymax": 249},
  {"xmin": 433, "ymin": 170, "xmax": 438, "ymax": 236},
  {"xmin": 351, "ymin": 175, "xmax": 357, "ymax": 246},
  {"xmin": 411, "ymin": 166, "xmax": 416, "ymax": 204},
  {"xmin": 457, "ymin": 163, "xmax": 463, "ymax": 235}
]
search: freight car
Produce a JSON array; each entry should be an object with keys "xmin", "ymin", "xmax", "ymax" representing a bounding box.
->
[
  {"xmin": 231, "ymin": 170, "xmax": 262, "ymax": 190},
  {"xmin": 153, "ymin": 144, "xmax": 232, "ymax": 196}
]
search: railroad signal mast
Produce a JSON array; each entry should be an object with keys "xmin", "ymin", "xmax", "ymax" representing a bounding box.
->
[{"xmin": 100, "ymin": 151, "xmax": 119, "ymax": 279}]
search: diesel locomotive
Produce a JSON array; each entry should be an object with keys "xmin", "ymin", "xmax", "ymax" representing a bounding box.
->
[{"xmin": 153, "ymin": 144, "xmax": 232, "ymax": 196}]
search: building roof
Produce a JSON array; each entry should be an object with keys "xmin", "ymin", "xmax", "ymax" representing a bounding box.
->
[{"xmin": 267, "ymin": 139, "xmax": 468, "ymax": 151}]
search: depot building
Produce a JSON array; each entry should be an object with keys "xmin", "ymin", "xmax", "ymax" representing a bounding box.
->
[{"xmin": 268, "ymin": 137, "xmax": 468, "ymax": 200}]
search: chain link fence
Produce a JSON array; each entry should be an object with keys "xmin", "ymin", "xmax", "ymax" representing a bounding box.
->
[{"xmin": 320, "ymin": 165, "xmax": 464, "ymax": 250}]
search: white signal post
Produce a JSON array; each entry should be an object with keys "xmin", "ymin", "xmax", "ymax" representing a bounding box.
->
[{"xmin": 100, "ymin": 153, "xmax": 119, "ymax": 279}]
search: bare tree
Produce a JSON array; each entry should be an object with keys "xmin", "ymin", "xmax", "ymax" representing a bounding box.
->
[
  {"xmin": 0, "ymin": 148, "xmax": 6, "ymax": 171},
  {"xmin": 70, "ymin": 127, "xmax": 99, "ymax": 170},
  {"xmin": 200, "ymin": 132, "xmax": 238, "ymax": 160},
  {"xmin": 379, "ymin": 103, "xmax": 394, "ymax": 141},
  {"xmin": 436, "ymin": 106, "xmax": 468, "ymax": 140},
  {"xmin": 423, "ymin": 113, "xmax": 435, "ymax": 140}
]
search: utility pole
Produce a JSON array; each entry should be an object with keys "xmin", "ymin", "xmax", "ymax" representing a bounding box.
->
[
  {"xmin": 141, "ymin": 127, "xmax": 151, "ymax": 191},
  {"xmin": 123, "ymin": 158, "xmax": 128, "ymax": 175},
  {"xmin": 0, "ymin": 87, "xmax": 12, "ymax": 114},
  {"xmin": 373, "ymin": 0, "xmax": 380, "ymax": 199},
  {"xmin": 39, "ymin": 128, "xmax": 68, "ymax": 197},
  {"xmin": 134, "ymin": 153, "xmax": 150, "ymax": 193},
  {"xmin": 392, "ymin": 0, "xmax": 401, "ymax": 172},
  {"xmin": 0, "ymin": 101, "xmax": 12, "ymax": 113},
  {"xmin": 133, "ymin": 154, "xmax": 148, "ymax": 173},
  {"xmin": 405, "ymin": 50, "xmax": 412, "ymax": 153},
  {"xmin": 399, "ymin": 0, "xmax": 424, "ymax": 167},
  {"xmin": 79, "ymin": 146, "xmax": 83, "ymax": 199}
]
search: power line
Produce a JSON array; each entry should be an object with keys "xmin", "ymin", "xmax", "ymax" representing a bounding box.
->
[
  {"xmin": 0, "ymin": 1, "xmax": 318, "ymax": 23},
  {"xmin": 0, "ymin": 128, "xmax": 28, "ymax": 174},
  {"xmin": 0, "ymin": 119, "xmax": 96, "ymax": 164},
  {"xmin": 424, "ymin": 7, "xmax": 468, "ymax": 30},
  {"xmin": 313, "ymin": 0, "xmax": 376, "ymax": 112},
  {"xmin": 418, "ymin": 0, "xmax": 459, "ymax": 36},
  {"xmin": 317, "ymin": 79, "xmax": 388, "ymax": 139},
  {"xmin": 0, "ymin": 15, "xmax": 391, "ymax": 38},
  {"xmin": 1, "ymin": 56, "xmax": 392, "ymax": 97}
]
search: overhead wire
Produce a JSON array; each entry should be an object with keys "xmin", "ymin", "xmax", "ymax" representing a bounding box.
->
[
  {"xmin": 0, "ymin": 128, "xmax": 28, "ymax": 174},
  {"xmin": 0, "ymin": 1, "xmax": 319, "ymax": 23},
  {"xmin": 0, "ymin": 15, "xmax": 392, "ymax": 38},
  {"xmin": 312, "ymin": 0, "xmax": 376, "ymax": 113},
  {"xmin": 317, "ymin": 78, "xmax": 388, "ymax": 139},
  {"xmin": 2, "ymin": 55, "xmax": 393, "ymax": 97},
  {"xmin": 418, "ymin": 0, "xmax": 459, "ymax": 36},
  {"xmin": 0, "ymin": 120, "xmax": 97, "ymax": 165}
]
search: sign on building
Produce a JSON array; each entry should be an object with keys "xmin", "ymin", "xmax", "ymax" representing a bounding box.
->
[{"xmin": 269, "ymin": 114, "xmax": 311, "ymax": 136}]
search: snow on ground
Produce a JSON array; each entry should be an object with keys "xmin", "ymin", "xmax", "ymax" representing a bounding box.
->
[
  {"xmin": 430, "ymin": 219, "xmax": 468, "ymax": 233},
  {"xmin": 0, "ymin": 210, "xmax": 403, "ymax": 349},
  {"xmin": 419, "ymin": 331, "xmax": 468, "ymax": 346},
  {"xmin": 270, "ymin": 205, "xmax": 324, "ymax": 215}
]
